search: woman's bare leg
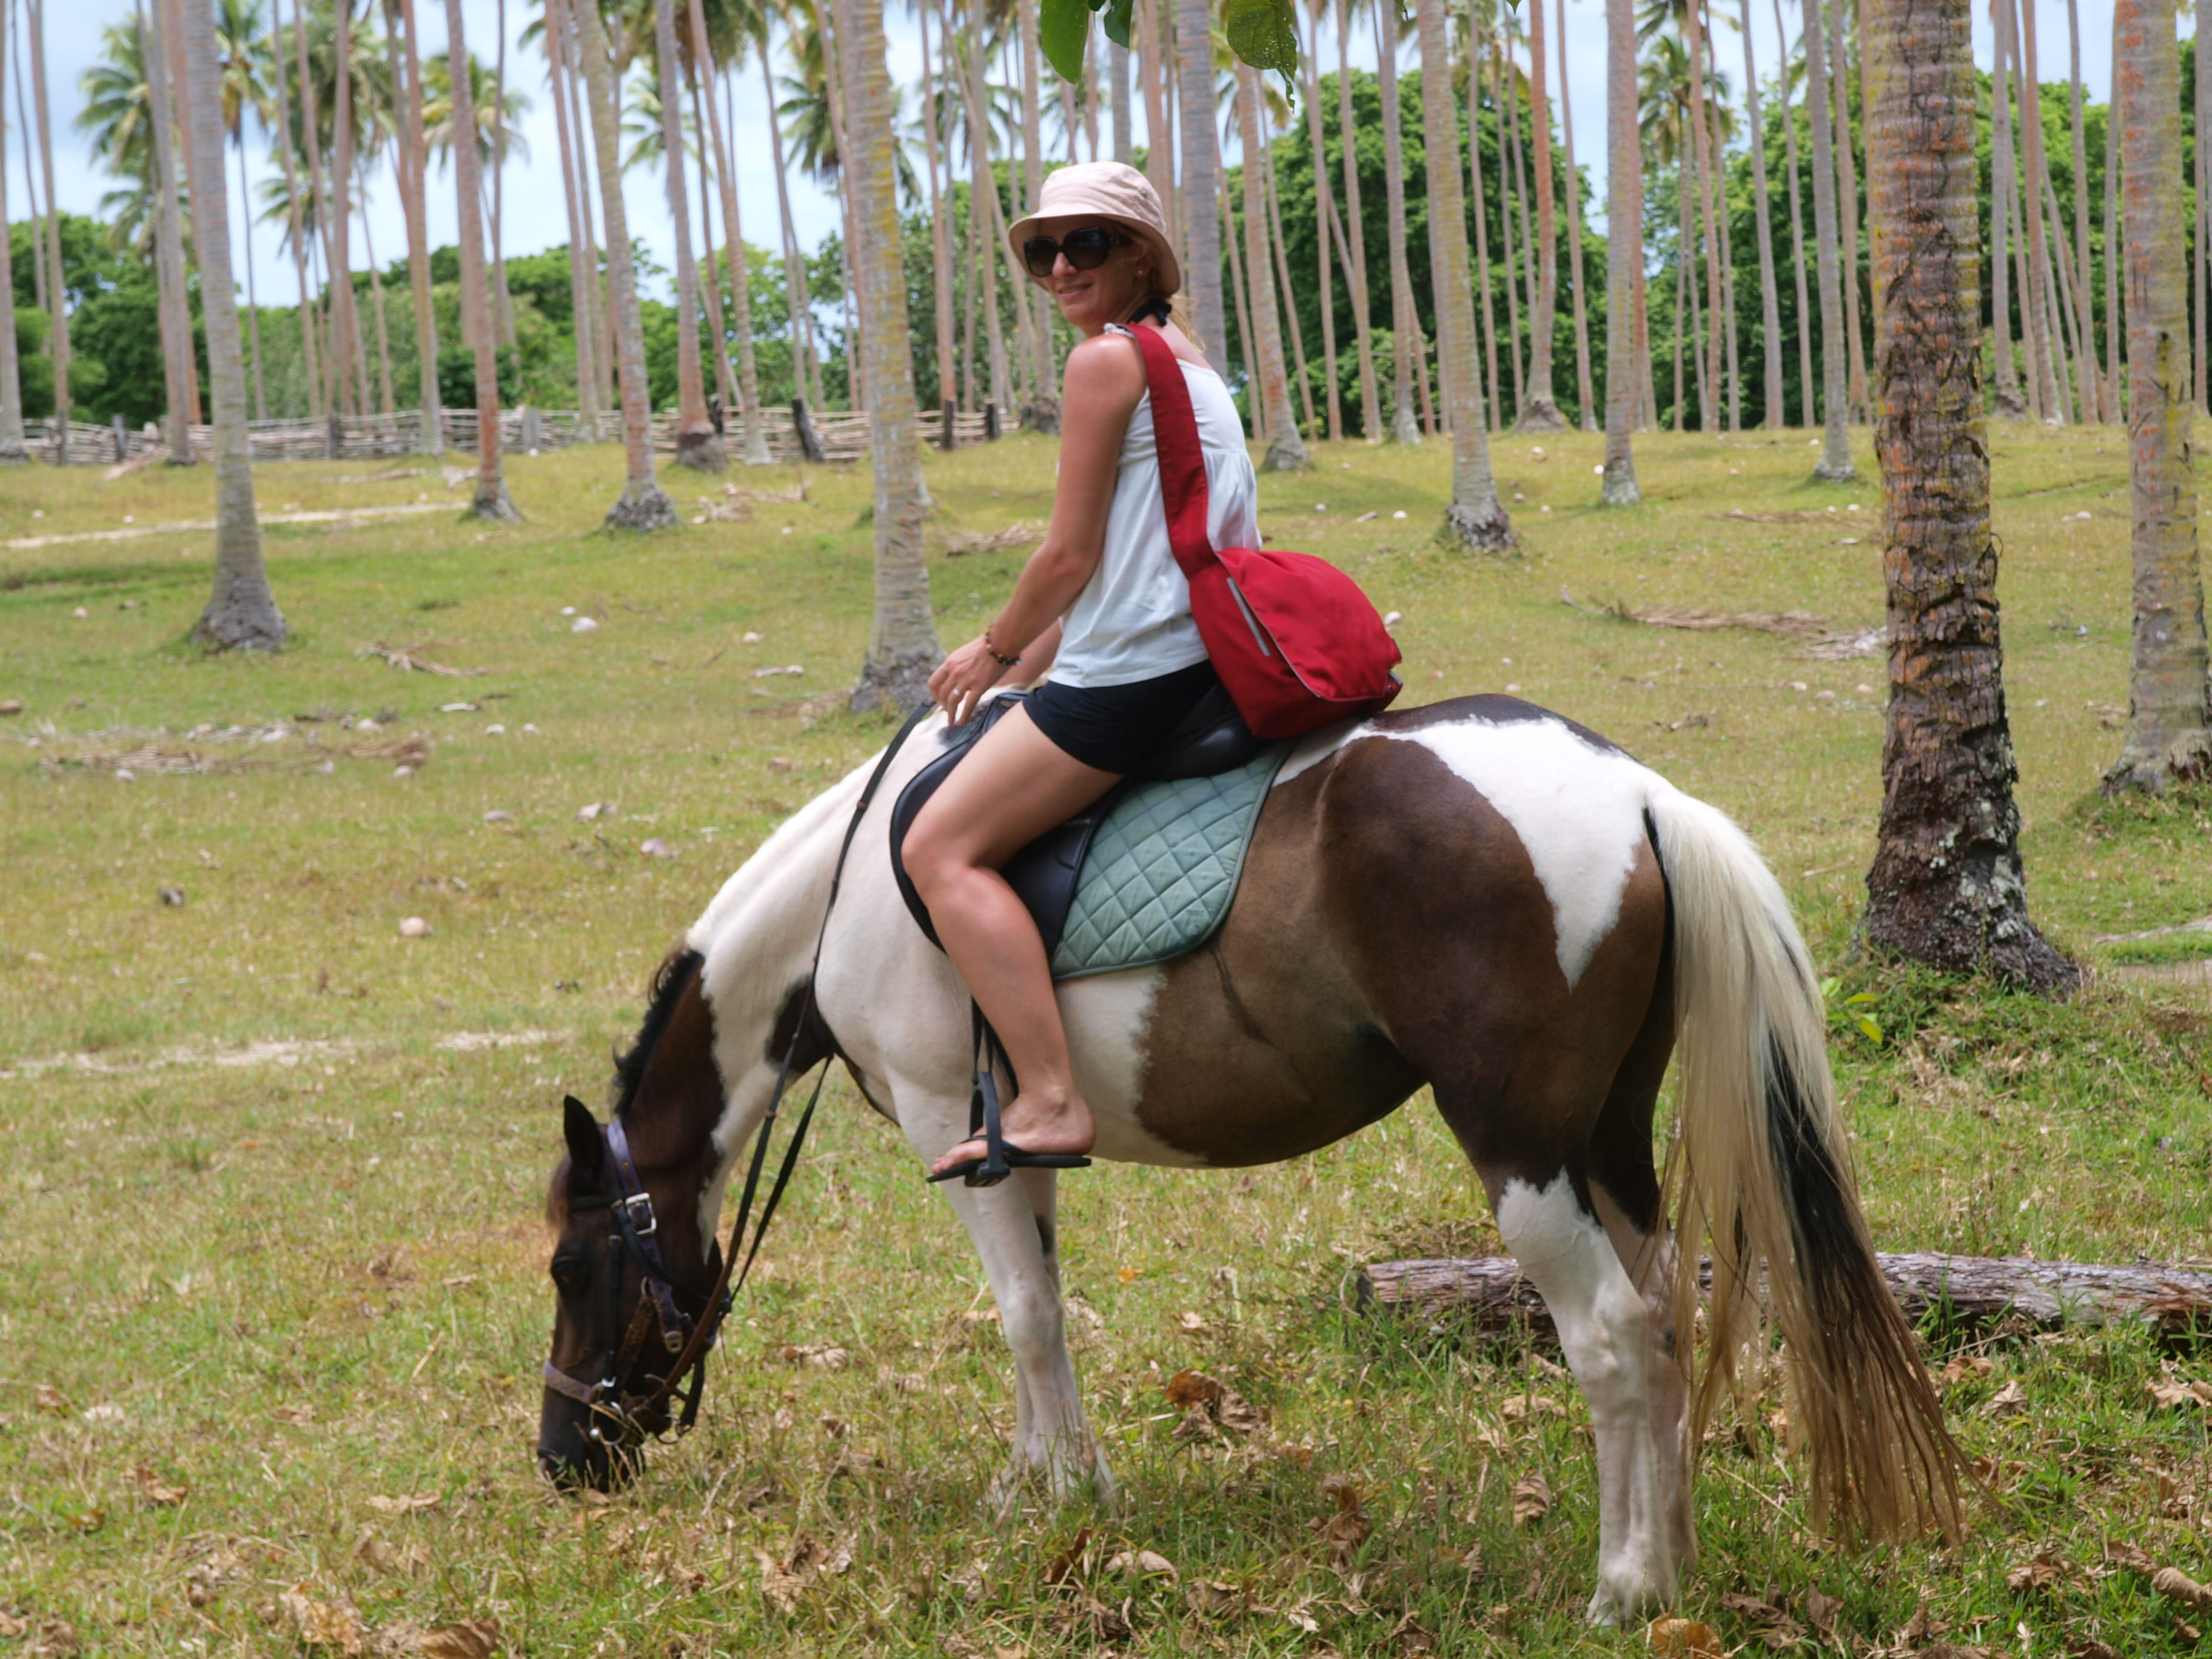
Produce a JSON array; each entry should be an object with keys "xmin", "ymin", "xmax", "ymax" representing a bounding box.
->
[{"xmin": 901, "ymin": 705, "xmax": 1121, "ymax": 1176}]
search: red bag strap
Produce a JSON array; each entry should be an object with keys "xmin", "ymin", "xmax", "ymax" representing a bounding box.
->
[{"xmin": 1111, "ymin": 322, "xmax": 1216, "ymax": 580}]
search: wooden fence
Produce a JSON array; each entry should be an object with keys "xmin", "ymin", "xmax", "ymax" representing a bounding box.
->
[{"xmin": 31, "ymin": 399, "xmax": 1009, "ymax": 468}]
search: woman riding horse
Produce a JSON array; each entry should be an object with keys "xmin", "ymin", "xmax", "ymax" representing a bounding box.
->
[{"xmin": 902, "ymin": 163, "xmax": 1255, "ymax": 1185}]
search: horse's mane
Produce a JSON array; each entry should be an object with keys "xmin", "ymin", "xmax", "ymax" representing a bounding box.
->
[{"xmin": 609, "ymin": 945, "xmax": 705, "ymax": 1120}]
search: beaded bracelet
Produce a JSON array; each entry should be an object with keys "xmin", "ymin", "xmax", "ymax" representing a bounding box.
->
[{"xmin": 984, "ymin": 628, "xmax": 1021, "ymax": 668}]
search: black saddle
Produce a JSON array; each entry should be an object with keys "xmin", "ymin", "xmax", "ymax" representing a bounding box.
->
[{"xmin": 889, "ymin": 682, "xmax": 1264, "ymax": 956}]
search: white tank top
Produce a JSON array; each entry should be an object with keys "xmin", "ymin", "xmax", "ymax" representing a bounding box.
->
[{"xmin": 1049, "ymin": 355, "xmax": 1262, "ymax": 689}]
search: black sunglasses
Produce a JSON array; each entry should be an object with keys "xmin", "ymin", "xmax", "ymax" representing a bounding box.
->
[{"xmin": 1022, "ymin": 226, "xmax": 1133, "ymax": 280}]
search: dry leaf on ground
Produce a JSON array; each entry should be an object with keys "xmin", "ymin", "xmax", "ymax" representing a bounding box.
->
[
  {"xmin": 2153, "ymin": 1566, "xmax": 2212, "ymax": 1612},
  {"xmin": 1939, "ymin": 1355, "xmax": 1994, "ymax": 1386},
  {"xmin": 1390, "ymin": 1612, "xmax": 1438, "ymax": 1653},
  {"xmin": 1720, "ymin": 1590, "xmax": 1803, "ymax": 1645},
  {"xmin": 0, "ymin": 1610, "xmax": 25, "ymax": 1638},
  {"xmin": 130, "ymin": 1464, "xmax": 188, "ymax": 1504},
  {"xmin": 2005, "ymin": 1551, "xmax": 2073, "ymax": 1594},
  {"xmin": 1043, "ymin": 1527, "xmax": 1094, "ymax": 1586},
  {"xmin": 365, "ymin": 1493, "xmax": 441, "ymax": 1515},
  {"xmin": 1645, "ymin": 1617, "xmax": 1723, "ymax": 1656},
  {"xmin": 1184, "ymin": 1580, "xmax": 1241, "ymax": 1615},
  {"xmin": 415, "ymin": 1619, "xmax": 501, "ymax": 1659},
  {"xmin": 277, "ymin": 1588, "xmax": 366, "ymax": 1655},
  {"xmin": 355, "ymin": 1530, "xmax": 429, "ymax": 1578},
  {"xmin": 2146, "ymin": 1378, "xmax": 2212, "ymax": 1410},
  {"xmin": 1501, "ymin": 1393, "xmax": 1563, "ymax": 1423},
  {"xmin": 1511, "ymin": 1472, "xmax": 1553, "ymax": 1526},
  {"xmin": 1983, "ymin": 1379, "xmax": 2028, "ymax": 1416},
  {"xmin": 776, "ymin": 1341, "xmax": 850, "ymax": 1369},
  {"xmin": 1105, "ymin": 1549, "xmax": 1176, "ymax": 1580},
  {"xmin": 1320, "ymin": 1477, "xmax": 1372, "ymax": 1567},
  {"xmin": 32, "ymin": 1386, "xmax": 67, "ymax": 1414}
]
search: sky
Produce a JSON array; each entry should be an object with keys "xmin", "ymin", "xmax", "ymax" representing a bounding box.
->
[{"xmin": 18, "ymin": 0, "xmax": 2123, "ymax": 314}]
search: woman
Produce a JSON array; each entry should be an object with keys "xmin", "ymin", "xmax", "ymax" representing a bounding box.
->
[{"xmin": 903, "ymin": 163, "xmax": 1261, "ymax": 1184}]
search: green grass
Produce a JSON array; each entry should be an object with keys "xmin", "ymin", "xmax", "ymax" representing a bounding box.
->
[{"xmin": 4, "ymin": 425, "xmax": 2211, "ymax": 1656}]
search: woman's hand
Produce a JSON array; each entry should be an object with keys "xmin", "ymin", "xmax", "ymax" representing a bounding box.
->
[{"xmin": 928, "ymin": 635, "xmax": 1010, "ymax": 725}]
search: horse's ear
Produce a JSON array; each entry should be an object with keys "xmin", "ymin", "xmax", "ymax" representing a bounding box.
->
[{"xmin": 563, "ymin": 1096, "xmax": 605, "ymax": 1176}]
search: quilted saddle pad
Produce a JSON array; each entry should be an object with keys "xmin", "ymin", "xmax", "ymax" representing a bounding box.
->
[{"xmin": 1050, "ymin": 739, "xmax": 1292, "ymax": 980}]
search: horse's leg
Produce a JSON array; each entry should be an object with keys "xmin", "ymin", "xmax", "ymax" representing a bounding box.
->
[
  {"xmin": 1485, "ymin": 1159, "xmax": 1675, "ymax": 1626},
  {"xmin": 893, "ymin": 1084, "xmax": 1106, "ymax": 1513},
  {"xmin": 1584, "ymin": 939, "xmax": 1697, "ymax": 1587}
]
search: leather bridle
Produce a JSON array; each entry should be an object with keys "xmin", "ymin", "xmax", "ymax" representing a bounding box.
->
[{"xmin": 539, "ymin": 704, "xmax": 937, "ymax": 1453}]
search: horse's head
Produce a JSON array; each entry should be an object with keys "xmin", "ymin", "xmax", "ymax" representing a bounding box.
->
[{"xmin": 536, "ymin": 1093, "xmax": 723, "ymax": 1490}]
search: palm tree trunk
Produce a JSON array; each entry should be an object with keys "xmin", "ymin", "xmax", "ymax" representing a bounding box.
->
[
  {"xmin": 652, "ymin": 0, "xmax": 722, "ymax": 469},
  {"xmin": 1999, "ymin": 0, "xmax": 2054, "ymax": 418},
  {"xmin": 2193, "ymin": 0, "xmax": 2209, "ymax": 413},
  {"xmin": 1414, "ymin": 0, "xmax": 1510, "ymax": 547},
  {"xmin": 1110, "ymin": 35, "xmax": 1131, "ymax": 159},
  {"xmin": 1262, "ymin": 130, "xmax": 1319, "ymax": 440},
  {"xmin": 840, "ymin": 0, "xmax": 940, "ymax": 711},
  {"xmin": 240, "ymin": 139, "xmax": 267, "ymax": 422},
  {"xmin": 1176, "ymin": 0, "xmax": 1227, "ymax": 363},
  {"xmin": 1601, "ymin": 0, "xmax": 1640, "ymax": 501},
  {"xmin": 1466, "ymin": 45, "xmax": 1501, "ymax": 431},
  {"xmin": 293, "ymin": 0, "xmax": 341, "ymax": 412},
  {"xmin": 2061, "ymin": 0, "xmax": 2100, "ymax": 419},
  {"xmin": 1861, "ymin": 0, "xmax": 2072, "ymax": 990},
  {"xmin": 1238, "ymin": 61, "xmax": 1305, "ymax": 466},
  {"xmin": 2037, "ymin": 159, "xmax": 2079, "ymax": 419},
  {"xmin": 267, "ymin": 0, "xmax": 324, "ymax": 421},
  {"xmin": 491, "ymin": 0, "xmax": 516, "ymax": 349},
  {"xmin": 0, "ymin": 0, "xmax": 22, "ymax": 463},
  {"xmin": 1372, "ymin": 10, "xmax": 1422, "ymax": 444},
  {"xmin": 1494, "ymin": 41, "xmax": 1527, "ymax": 418},
  {"xmin": 1138, "ymin": 0, "xmax": 1175, "ymax": 243},
  {"xmin": 1083, "ymin": 16, "xmax": 1099, "ymax": 157},
  {"xmin": 1556, "ymin": 0, "xmax": 1595, "ymax": 431},
  {"xmin": 572, "ymin": 0, "xmax": 671, "ymax": 525},
  {"xmin": 760, "ymin": 45, "xmax": 822, "ymax": 411},
  {"xmin": 541, "ymin": 0, "xmax": 592, "ymax": 431},
  {"xmin": 331, "ymin": 0, "xmax": 361, "ymax": 417},
  {"xmin": 183, "ymin": 0, "xmax": 284, "ymax": 648},
  {"xmin": 1775, "ymin": 0, "xmax": 1814, "ymax": 423},
  {"xmin": 2012, "ymin": 0, "xmax": 2065, "ymax": 421},
  {"xmin": 2103, "ymin": 0, "xmax": 2207, "ymax": 787},
  {"xmin": 1684, "ymin": 0, "xmax": 1724, "ymax": 430},
  {"xmin": 1018, "ymin": 0, "xmax": 1059, "ymax": 427},
  {"xmin": 567, "ymin": 0, "xmax": 610, "ymax": 417},
  {"xmin": 139, "ymin": 0, "xmax": 196, "ymax": 460},
  {"xmin": 918, "ymin": 0, "xmax": 956, "ymax": 435},
  {"xmin": 2102, "ymin": 3, "xmax": 2119, "ymax": 421},
  {"xmin": 1737, "ymin": 0, "xmax": 1781, "ymax": 428},
  {"xmin": 1160, "ymin": 0, "xmax": 1181, "ymax": 235},
  {"xmin": 1300, "ymin": 5, "xmax": 1342, "ymax": 439},
  {"xmin": 1335, "ymin": 0, "xmax": 1381, "ymax": 437},
  {"xmin": 959, "ymin": 1, "xmax": 1012, "ymax": 414},
  {"xmin": 1828, "ymin": 0, "xmax": 1867, "ymax": 421},
  {"xmin": 691, "ymin": 82, "xmax": 739, "ymax": 430},
  {"xmin": 1986, "ymin": 0, "xmax": 2025, "ymax": 420},
  {"xmin": 442, "ymin": 0, "xmax": 519, "ymax": 517},
  {"xmin": 162, "ymin": 0, "xmax": 201, "ymax": 431},
  {"xmin": 27, "ymin": 0, "xmax": 68, "ymax": 453},
  {"xmin": 1711, "ymin": 36, "xmax": 1742, "ymax": 432},
  {"xmin": 1684, "ymin": 179, "xmax": 1711, "ymax": 426},
  {"xmin": 1518, "ymin": 0, "xmax": 1564, "ymax": 427},
  {"xmin": 684, "ymin": 30, "xmax": 759, "ymax": 463},
  {"xmin": 358, "ymin": 189, "xmax": 395, "ymax": 414},
  {"xmin": 1224, "ymin": 170, "xmax": 1260, "ymax": 437},
  {"xmin": 1637, "ymin": 258, "xmax": 1658, "ymax": 428},
  {"xmin": 1802, "ymin": 0, "xmax": 1854, "ymax": 476}
]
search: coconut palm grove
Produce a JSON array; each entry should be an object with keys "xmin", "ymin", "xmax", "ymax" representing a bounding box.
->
[{"xmin": 5, "ymin": 0, "xmax": 2212, "ymax": 1652}]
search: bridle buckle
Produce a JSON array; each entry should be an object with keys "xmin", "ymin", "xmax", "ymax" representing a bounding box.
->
[{"xmin": 619, "ymin": 1191, "xmax": 657, "ymax": 1236}]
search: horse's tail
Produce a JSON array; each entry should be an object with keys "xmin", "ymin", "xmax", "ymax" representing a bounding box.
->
[{"xmin": 1644, "ymin": 786, "xmax": 1962, "ymax": 1543}]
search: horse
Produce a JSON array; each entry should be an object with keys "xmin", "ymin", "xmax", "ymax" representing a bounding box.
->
[{"xmin": 535, "ymin": 693, "xmax": 1960, "ymax": 1625}]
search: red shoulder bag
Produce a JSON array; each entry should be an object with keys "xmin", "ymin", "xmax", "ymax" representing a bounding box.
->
[{"xmin": 1124, "ymin": 323, "xmax": 1402, "ymax": 739}]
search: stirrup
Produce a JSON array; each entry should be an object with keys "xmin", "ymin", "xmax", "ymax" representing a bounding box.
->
[{"xmin": 925, "ymin": 1005, "xmax": 1093, "ymax": 1188}]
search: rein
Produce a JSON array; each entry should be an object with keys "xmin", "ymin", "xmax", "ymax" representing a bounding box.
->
[{"xmin": 543, "ymin": 704, "xmax": 939, "ymax": 1447}]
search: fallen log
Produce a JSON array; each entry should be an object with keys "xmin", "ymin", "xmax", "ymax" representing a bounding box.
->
[{"xmin": 1356, "ymin": 1253, "xmax": 2212, "ymax": 1344}]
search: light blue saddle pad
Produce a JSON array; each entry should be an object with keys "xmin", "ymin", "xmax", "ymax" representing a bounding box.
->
[{"xmin": 1050, "ymin": 741, "xmax": 1293, "ymax": 980}]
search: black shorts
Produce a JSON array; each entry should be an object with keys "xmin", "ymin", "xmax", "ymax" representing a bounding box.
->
[{"xmin": 1025, "ymin": 660, "xmax": 1219, "ymax": 774}]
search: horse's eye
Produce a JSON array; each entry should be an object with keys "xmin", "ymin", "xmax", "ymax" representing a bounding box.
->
[{"xmin": 551, "ymin": 1258, "xmax": 586, "ymax": 1292}]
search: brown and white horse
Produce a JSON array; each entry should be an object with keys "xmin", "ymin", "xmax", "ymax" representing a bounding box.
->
[{"xmin": 536, "ymin": 694, "xmax": 1959, "ymax": 1624}]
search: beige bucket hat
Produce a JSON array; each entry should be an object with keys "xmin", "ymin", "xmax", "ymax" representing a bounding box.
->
[{"xmin": 1005, "ymin": 161, "xmax": 1181, "ymax": 299}]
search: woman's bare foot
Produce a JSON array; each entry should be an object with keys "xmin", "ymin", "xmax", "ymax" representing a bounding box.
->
[{"xmin": 929, "ymin": 1087, "xmax": 1096, "ymax": 1178}]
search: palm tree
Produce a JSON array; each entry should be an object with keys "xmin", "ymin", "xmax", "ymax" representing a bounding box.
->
[
  {"xmin": 329, "ymin": 0, "xmax": 361, "ymax": 418},
  {"xmin": 1860, "ymin": 0, "xmax": 2070, "ymax": 990},
  {"xmin": 1600, "ymin": 0, "xmax": 1640, "ymax": 501},
  {"xmin": 1415, "ymin": 0, "xmax": 1511, "ymax": 548},
  {"xmin": 1985, "ymin": 0, "xmax": 2025, "ymax": 420},
  {"xmin": 1298, "ymin": 0, "xmax": 1342, "ymax": 439},
  {"xmin": 1824, "ymin": 0, "xmax": 1865, "ymax": 422},
  {"xmin": 2002, "ymin": 0, "xmax": 2059, "ymax": 420},
  {"xmin": 1334, "ymin": 0, "xmax": 1381, "ymax": 436},
  {"xmin": 691, "ymin": 0, "xmax": 770, "ymax": 463},
  {"xmin": 1800, "ymin": 0, "xmax": 1851, "ymax": 477},
  {"xmin": 1236, "ymin": 59, "xmax": 1305, "ymax": 466},
  {"xmin": 441, "ymin": 0, "xmax": 519, "ymax": 517},
  {"xmin": 214, "ymin": 0, "xmax": 272, "ymax": 419},
  {"xmin": 27, "ymin": 0, "xmax": 70, "ymax": 453},
  {"xmin": 915, "ymin": 0, "xmax": 956, "ymax": 432},
  {"xmin": 264, "ymin": 0, "xmax": 327, "ymax": 417},
  {"xmin": 1017, "ymin": 0, "xmax": 1057, "ymax": 428},
  {"xmin": 0, "ymin": 0, "xmax": 25, "ymax": 461},
  {"xmin": 289, "ymin": 0, "xmax": 345, "ymax": 411},
  {"xmin": 1516, "ymin": 0, "xmax": 1565, "ymax": 429},
  {"xmin": 1370, "ymin": 0, "xmax": 1420, "ymax": 444},
  {"xmin": 1176, "ymin": 0, "xmax": 1225, "ymax": 362},
  {"xmin": 574, "ymin": 0, "xmax": 674, "ymax": 525},
  {"xmin": 648, "ymin": 0, "xmax": 724, "ymax": 469},
  {"xmin": 396, "ymin": 0, "xmax": 441, "ymax": 450},
  {"xmin": 2104, "ymin": 0, "xmax": 2209, "ymax": 792},
  {"xmin": 840, "ymin": 0, "xmax": 940, "ymax": 711},
  {"xmin": 184, "ymin": 0, "xmax": 286, "ymax": 648},
  {"xmin": 1736, "ymin": 0, "xmax": 1780, "ymax": 428},
  {"xmin": 1554, "ymin": 0, "xmax": 1595, "ymax": 432},
  {"xmin": 2060, "ymin": 0, "xmax": 2100, "ymax": 421},
  {"xmin": 1771, "ymin": 0, "xmax": 1812, "ymax": 423}
]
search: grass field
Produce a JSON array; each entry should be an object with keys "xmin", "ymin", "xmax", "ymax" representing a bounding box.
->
[{"xmin": 4, "ymin": 424, "xmax": 2211, "ymax": 1657}]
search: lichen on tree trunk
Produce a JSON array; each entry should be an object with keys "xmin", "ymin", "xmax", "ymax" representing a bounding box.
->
[
  {"xmin": 1860, "ymin": 0, "xmax": 2073, "ymax": 993},
  {"xmin": 2105, "ymin": 0, "xmax": 2211, "ymax": 794}
]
